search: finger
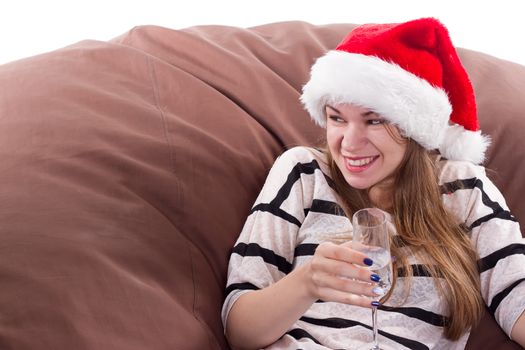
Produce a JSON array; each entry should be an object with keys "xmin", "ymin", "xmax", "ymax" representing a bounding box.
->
[
  {"xmin": 316, "ymin": 242, "xmax": 372, "ymax": 267},
  {"xmin": 313, "ymin": 273, "xmax": 383, "ymax": 298},
  {"xmin": 311, "ymin": 257, "xmax": 379, "ymax": 283},
  {"xmin": 316, "ymin": 287, "xmax": 378, "ymax": 308}
]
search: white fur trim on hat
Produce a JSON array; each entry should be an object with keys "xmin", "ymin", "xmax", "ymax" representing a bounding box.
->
[
  {"xmin": 300, "ymin": 50, "xmax": 452, "ymax": 151},
  {"xmin": 439, "ymin": 124, "xmax": 491, "ymax": 164}
]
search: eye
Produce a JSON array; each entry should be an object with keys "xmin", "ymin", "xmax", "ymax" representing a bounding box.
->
[
  {"xmin": 367, "ymin": 119, "xmax": 386, "ymax": 125},
  {"xmin": 328, "ymin": 115, "xmax": 345, "ymax": 123}
]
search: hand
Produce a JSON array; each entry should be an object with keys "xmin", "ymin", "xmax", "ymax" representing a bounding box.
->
[
  {"xmin": 304, "ymin": 241, "xmax": 383, "ymax": 308},
  {"xmin": 225, "ymin": 241, "xmax": 383, "ymax": 350}
]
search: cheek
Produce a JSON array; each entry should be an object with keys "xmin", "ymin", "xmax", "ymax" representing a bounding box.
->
[
  {"xmin": 388, "ymin": 143, "xmax": 407, "ymax": 167},
  {"xmin": 374, "ymin": 130, "xmax": 406, "ymax": 155},
  {"xmin": 326, "ymin": 129, "xmax": 340, "ymax": 150}
]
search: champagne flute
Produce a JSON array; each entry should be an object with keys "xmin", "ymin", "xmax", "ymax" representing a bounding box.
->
[{"xmin": 352, "ymin": 208, "xmax": 392, "ymax": 350}]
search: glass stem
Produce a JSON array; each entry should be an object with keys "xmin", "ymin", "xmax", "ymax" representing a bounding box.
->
[{"xmin": 371, "ymin": 306, "xmax": 380, "ymax": 350}]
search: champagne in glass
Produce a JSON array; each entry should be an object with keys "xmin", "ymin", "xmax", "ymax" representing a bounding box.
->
[{"xmin": 352, "ymin": 208, "xmax": 393, "ymax": 350}]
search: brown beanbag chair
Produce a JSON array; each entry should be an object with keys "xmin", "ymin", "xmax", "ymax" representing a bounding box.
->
[{"xmin": 0, "ymin": 21, "xmax": 523, "ymax": 349}]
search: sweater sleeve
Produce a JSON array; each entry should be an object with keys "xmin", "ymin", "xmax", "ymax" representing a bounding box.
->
[
  {"xmin": 441, "ymin": 161, "xmax": 525, "ymax": 337},
  {"xmin": 221, "ymin": 147, "xmax": 322, "ymax": 328}
]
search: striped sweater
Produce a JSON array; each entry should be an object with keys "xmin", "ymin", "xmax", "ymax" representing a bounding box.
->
[{"xmin": 222, "ymin": 146, "xmax": 525, "ymax": 350}]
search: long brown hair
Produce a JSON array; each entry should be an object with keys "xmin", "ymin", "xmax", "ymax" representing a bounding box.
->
[{"xmin": 326, "ymin": 137, "xmax": 483, "ymax": 340}]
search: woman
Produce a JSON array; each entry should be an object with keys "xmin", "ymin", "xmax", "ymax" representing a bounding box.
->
[{"xmin": 222, "ymin": 18, "xmax": 525, "ymax": 349}]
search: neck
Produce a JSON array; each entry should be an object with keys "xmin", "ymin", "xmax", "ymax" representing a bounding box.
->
[{"xmin": 368, "ymin": 178, "xmax": 395, "ymax": 211}]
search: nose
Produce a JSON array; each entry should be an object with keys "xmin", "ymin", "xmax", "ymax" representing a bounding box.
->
[{"xmin": 341, "ymin": 122, "xmax": 367, "ymax": 150}]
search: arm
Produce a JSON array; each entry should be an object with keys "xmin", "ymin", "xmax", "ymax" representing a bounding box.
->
[
  {"xmin": 511, "ymin": 310, "xmax": 525, "ymax": 347},
  {"xmin": 442, "ymin": 162, "xmax": 525, "ymax": 341},
  {"xmin": 225, "ymin": 262, "xmax": 313, "ymax": 350},
  {"xmin": 225, "ymin": 241, "xmax": 380, "ymax": 350},
  {"xmin": 222, "ymin": 148, "xmax": 382, "ymax": 349}
]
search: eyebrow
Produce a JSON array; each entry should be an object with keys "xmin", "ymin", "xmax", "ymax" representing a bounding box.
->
[
  {"xmin": 326, "ymin": 105, "xmax": 340, "ymax": 113},
  {"xmin": 325, "ymin": 105, "xmax": 377, "ymax": 117}
]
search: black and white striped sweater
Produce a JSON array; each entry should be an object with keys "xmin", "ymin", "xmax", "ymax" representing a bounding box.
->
[{"xmin": 222, "ymin": 146, "xmax": 525, "ymax": 350}]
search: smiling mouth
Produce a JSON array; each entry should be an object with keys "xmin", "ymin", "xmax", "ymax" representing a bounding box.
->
[
  {"xmin": 346, "ymin": 157, "xmax": 375, "ymax": 166},
  {"xmin": 346, "ymin": 156, "xmax": 378, "ymax": 166},
  {"xmin": 345, "ymin": 156, "xmax": 379, "ymax": 172}
]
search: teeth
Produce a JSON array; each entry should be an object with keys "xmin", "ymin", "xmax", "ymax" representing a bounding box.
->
[{"xmin": 347, "ymin": 157, "xmax": 375, "ymax": 166}]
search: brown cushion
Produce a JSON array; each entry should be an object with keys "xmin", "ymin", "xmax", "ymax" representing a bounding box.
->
[
  {"xmin": 459, "ymin": 49, "xmax": 525, "ymax": 350},
  {"xmin": 0, "ymin": 21, "xmax": 523, "ymax": 349}
]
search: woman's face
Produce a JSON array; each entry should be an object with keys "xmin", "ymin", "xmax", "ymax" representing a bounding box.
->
[{"xmin": 326, "ymin": 103, "xmax": 407, "ymax": 191}]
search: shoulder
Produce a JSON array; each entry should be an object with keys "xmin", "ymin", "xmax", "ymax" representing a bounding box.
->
[
  {"xmin": 264, "ymin": 147, "xmax": 332, "ymax": 192},
  {"xmin": 274, "ymin": 146, "xmax": 329, "ymax": 172},
  {"xmin": 254, "ymin": 146, "xmax": 335, "ymax": 207},
  {"xmin": 278, "ymin": 146, "xmax": 327, "ymax": 164},
  {"xmin": 437, "ymin": 159, "xmax": 488, "ymax": 184},
  {"xmin": 438, "ymin": 159, "xmax": 509, "ymax": 211}
]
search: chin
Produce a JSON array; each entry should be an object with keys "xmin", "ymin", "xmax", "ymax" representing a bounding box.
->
[
  {"xmin": 349, "ymin": 184, "xmax": 372, "ymax": 190},
  {"xmin": 343, "ymin": 177, "xmax": 374, "ymax": 190}
]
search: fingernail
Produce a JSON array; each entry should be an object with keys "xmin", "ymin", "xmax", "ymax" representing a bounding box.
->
[
  {"xmin": 363, "ymin": 258, "xmax": 373, "ymax": 266},
  {"xmin": 372, "ymin": 287, "xmax": 385, "ymax": 296},
  {"xmin": 370, "ymin": 274, "xmax": 381, "ymax": 282},
  {"xmin": 371, "ymin": 301, "xmax": 381, "ymax": 307}
]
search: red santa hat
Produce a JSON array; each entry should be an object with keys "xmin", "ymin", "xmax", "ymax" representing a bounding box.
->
[{"xmin": 300, "ymin": 18, "xmax": 490, "ymax": 164}]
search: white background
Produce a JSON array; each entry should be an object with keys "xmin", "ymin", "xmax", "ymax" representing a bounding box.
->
[{"xmin": 1, "ymin": 0, "xmax": 524, "ymax": 66}]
